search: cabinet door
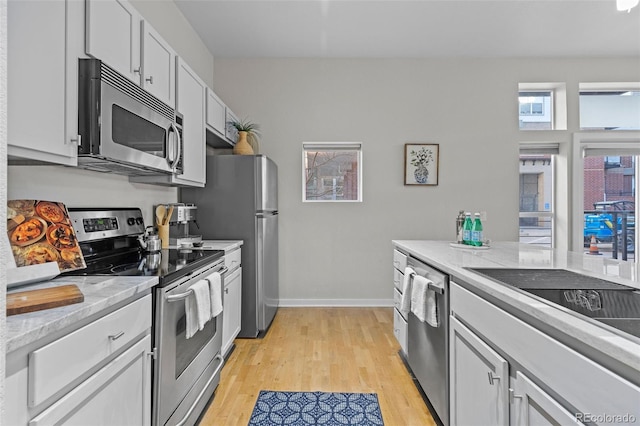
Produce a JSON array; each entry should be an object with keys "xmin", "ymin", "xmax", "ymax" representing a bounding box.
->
[
  {"xmin": 450, "ymin": 316, "xmax": 509, "ymax": 426},
  {"xmin": 222, "ymin": 267, "xmax": 242, "ymax": 357},
  {"xmin": 206, "ymin": 89, "xmax": 227, "ymax": 138},
  {"xmin": 86, "ymin": 0, "xmax": 141, "ymax": 84},
  {"xmin": 29, "ymin": 334, "xmax": 152, "ymax": 426},
  {"xmin": 511, "ymin": 371, "xmax": 585, "ymax": 426},
  {"xmin": 225, "ymin": 109, "xmax": 239, "ymax": 144},
  {"xmin": 141, "ymin": 21, "xmax": 176, "ymax": 108},
  {"xmin": 175, "ymin": 58, "xmax": 206, "ymax": 186},
  {"xmin": 7, "ymin": 0, "xmax": 78, "ymax": 166}
]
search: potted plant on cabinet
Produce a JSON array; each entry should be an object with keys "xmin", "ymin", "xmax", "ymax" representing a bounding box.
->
[{"xmin": 229, "ymin": 119, "xmax": 260, "ymax": 155}]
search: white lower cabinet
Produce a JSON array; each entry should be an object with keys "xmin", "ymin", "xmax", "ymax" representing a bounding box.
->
[
  {"xmin": 392, "ymin": 248, "xmax": 408, "ymax": 356},
  {"xmin": 450, "ymin": 281, "xmax": 639, "ymax": 426},
  {"xmin": 222, "ymin": 247, "xmax": 243, "ymax": 357},
  {"xmin": 5, "ymin": 294, "xmax": 152, "ymax": 425},
  {"xmin": 450, "ymin": 316, "xmax": 508, "ymax": 426},
  {"xmin": 29, "ymin": 334, "xmax": 151, "ymax": 426},
  {"xmin": 510, "ymin": 371, "xmax": 582, "ymax": 426}
]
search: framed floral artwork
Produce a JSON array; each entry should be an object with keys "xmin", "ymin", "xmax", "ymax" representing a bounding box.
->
[{"xmin": 404, "ymin": 143, "xmax": 439, "ymax": 186}]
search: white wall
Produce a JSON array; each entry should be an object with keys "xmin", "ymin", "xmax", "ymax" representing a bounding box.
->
[
  {"xmin": 212, "ymin": 57, "xmax": 640, "ymax": 305},
  {"xmin": 1, "ymin": 0, "xmax": 7, "ymax": 419}
]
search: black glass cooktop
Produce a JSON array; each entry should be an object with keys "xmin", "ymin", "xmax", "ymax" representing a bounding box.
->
[
  {"xmin": 467, "ymin": 268, "xmax": 640, "ymax": 339},
  {"xmin": 65, "ymin": 247, "xmax": 224, "ymax": 286}
]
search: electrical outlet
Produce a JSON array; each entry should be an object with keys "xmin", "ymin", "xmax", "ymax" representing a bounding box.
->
[{"xmin": 481, "ymin": 211, "xmax": 487, "ymax": 221}]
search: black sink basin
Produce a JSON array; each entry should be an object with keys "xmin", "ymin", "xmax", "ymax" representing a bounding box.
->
[{"xmin": 467, "ymin": 268, "xmax": 632, "ymax": 290}]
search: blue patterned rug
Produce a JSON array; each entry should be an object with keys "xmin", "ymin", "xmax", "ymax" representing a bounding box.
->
[{"xmin": 248, "ymin": 391, "xmax": 384, "ymax": 425}]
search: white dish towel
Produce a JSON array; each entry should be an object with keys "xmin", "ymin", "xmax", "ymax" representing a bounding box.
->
[
  {"xmin": 400, "ymin": 267, "xmax": 415, "ymax": 317},
  {"xmin": 207, "ymin": 271, "xmax": 223, "ymax": 318},
  {"xmin": 185, "ymin": 279, "xmax": 211, "ymax": 339},
  {"xmin": 425, "ymin": 285, "xmax": 439, "ymax": 328},
  {"xmin": 411, "ymin": 275, "xmax": 431, "ymax": 323}
]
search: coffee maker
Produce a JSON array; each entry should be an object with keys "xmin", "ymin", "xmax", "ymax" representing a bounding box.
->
[{"xmin": 166, "ymin": 203, "xmax": 202, "ymax": 247}]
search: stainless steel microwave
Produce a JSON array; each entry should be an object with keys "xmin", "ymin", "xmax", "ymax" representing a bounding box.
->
[{"xmin": 77, "ymin": 58, "xmax": 183, "ymax": 176}]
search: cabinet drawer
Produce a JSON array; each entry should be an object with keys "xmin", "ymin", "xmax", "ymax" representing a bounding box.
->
[
  {"xmin": 393, "ymin": 308, "xmax": 408, "ymax": 355},
  {"xmin": 393, "ymin": 268, "xmax": 404, "ymax": 291},
  {"xmin": 393, "ymin": 249, "xmax": 407, "ymax": 272},
  {"xmin": 393, "ymin": 288, "xmax": 402, "ymax": 311},
  {"xmin": 28, "ymin": 294, "xmax": 152, "ymax": 407},
  {"xmin": 225, "ymin": 248, "xmax": 241, "ymax": 272}
]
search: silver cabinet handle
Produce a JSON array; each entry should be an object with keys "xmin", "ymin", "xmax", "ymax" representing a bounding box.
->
[
  {"xmin": 224, "ymin": 288, "xmax": 229, "ymax": 294},
  {"xmin": 109, "ymin": 331, "xmax": 125, "ymax": 341},
  {"xmin": 68, "ymin": 135, "xmax": 81, "ymax": 145},
  {"xmin": 133, "ymin": 67, "xmax": 141, "ymax": 74},
  {"xmin": 146, "ymin": 75, "xmax": 153, "ymax": 84},
  {"xmin": 487, "ymin": 371, "xmax": 501, "ymax": 385},
  {"xmin": 509, "ymin": 388, "xmax": 522, "ymax": 403}
]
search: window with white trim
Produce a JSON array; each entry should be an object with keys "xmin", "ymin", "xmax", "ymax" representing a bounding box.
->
[
  {"xmin": 519, "ymin": 143, "xmax": 557, "ymax": 248},
  {"xmin": 518, "ymin": 83, "xmax": 567, "ymax": 131},
  {"xmin": 302, "ymin": 142, "xmax": 362, "ymax": 202}
]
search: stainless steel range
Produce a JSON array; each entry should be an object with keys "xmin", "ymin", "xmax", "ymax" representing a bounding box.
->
[{"xmin": 64, "ymin": 208, "xmax": 226, "ymax": 425}]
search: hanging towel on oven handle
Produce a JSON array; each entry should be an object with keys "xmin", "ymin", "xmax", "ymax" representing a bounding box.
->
[
  {"xmin": 207, "ymin": 271, "xmax": 223, "ymax": 318},
  {"xmin": 185, "ymin": 279, "xmax": 211, "ymax": 339}
]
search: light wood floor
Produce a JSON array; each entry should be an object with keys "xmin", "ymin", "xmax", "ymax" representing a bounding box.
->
[{"xmin": 198, "ymin": 307, "xmax": 435, "ymax": 426}]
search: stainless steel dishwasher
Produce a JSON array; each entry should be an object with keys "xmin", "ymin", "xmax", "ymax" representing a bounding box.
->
[{"xmin": 407, "ymin": 256, "xmax": 449, "ymax": 426}]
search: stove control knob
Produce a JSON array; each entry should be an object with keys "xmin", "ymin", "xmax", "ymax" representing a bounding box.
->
[
  {"xmin": 136, "ymin": 217, "xmax": 144, "ymax": 225},
  {"xmin": 127, "ymin": 217, "xmax": 135, "ymax": 226}
]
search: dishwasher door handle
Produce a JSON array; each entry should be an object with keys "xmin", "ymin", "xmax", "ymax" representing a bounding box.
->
[{"xmin": 427, "ymin": 282, "xmax": 444, "ymax": 294}]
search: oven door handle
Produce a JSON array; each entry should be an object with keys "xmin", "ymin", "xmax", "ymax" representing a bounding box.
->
[
  {"xmin": 175, "ymin": 353, "xmax": 225, "ymax": 426},
  {"xmin": 165, "ymin": 267, "xmax": 229, "ymax": 302}
]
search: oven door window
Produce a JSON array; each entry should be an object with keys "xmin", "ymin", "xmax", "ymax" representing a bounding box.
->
[
  {"xmin": 112, "ymin": 104, "xmax": 166, "ymax": 158},
  {"xmin": 175, "ymin": 313, "xmax": 216, "ymax": 378}
]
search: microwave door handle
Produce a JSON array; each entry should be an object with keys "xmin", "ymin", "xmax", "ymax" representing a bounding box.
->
[
  {"xmin": 172, "ymin": 122, "xmax": 182, "ymax": 172},
  {"xmin": 166, "ymin": 123, "xmax": 179, "ymax": 169}
]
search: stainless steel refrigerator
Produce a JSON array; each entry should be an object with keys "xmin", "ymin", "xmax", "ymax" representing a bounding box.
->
[{"xmin": 181, "ymin": 155, "xmax": 278, "ymax": 337}]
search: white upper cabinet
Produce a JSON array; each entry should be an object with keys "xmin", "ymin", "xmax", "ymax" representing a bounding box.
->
[
  {"xmin": 86, "ymin": 0, "xmax": 176, "ymax": 108},
  {"xmin": 175, "ymin": 58, "xmax": 206, "ymax": 186},
  {"xmin": 141, "ymin": 21, "xmax": 176, "ymax": 108},
  {"xmin": 86, "ymin": 0, "xmax": 141, "ymax": 85},
  {"xmin": 7, "ymin": 0, "xmax": 83, "ymax": 166},
  {"xmin": 206, "ymin": 89, "xmax": 227, "ymax": 139},
  {"xmin": 226, "ymin": 109, "xmax": 239, "ymax": 144}
]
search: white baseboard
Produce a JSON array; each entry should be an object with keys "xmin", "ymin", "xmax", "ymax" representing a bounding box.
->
[{"xmin": 279, "ymin": 298, "xmax": 394, "ymax": 307}]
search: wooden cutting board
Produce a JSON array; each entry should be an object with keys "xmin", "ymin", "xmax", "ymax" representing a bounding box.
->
[{"xmin": 7, "ymin": 284, "xmax": 84, "ymax": 316}]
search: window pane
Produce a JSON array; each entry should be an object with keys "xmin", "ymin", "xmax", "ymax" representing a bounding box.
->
[
  {"xmin": 519, "ymin": 91, "xmax": 552, "ymax": 130},
  {"xmin": 304, "ymin": 149, "xmax": 361, "ymax": 201},
  {"xmin": 519, "ymin": 154, "xmax": 553, "ymax": 247},
  {"xmin": 583, "ymin": 154, "xmax": 636, "ymax": 261},
  {"xmin": 579, "ymin": 90, "xmax": 640, "ymax": 130}
]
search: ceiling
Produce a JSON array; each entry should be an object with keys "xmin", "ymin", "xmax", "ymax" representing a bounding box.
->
[{"xmin": 174, "ymin": 0, "xmax": 640, "ymax": 59}]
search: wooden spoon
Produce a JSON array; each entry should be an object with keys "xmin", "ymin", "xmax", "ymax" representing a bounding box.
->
[
  {"xmin": 165, "ymin": 205, "xmax": 174, "ymax": 226},
  {"xmin": 156, "ymin": 205, "xmax": 166, "ymax": 227}
]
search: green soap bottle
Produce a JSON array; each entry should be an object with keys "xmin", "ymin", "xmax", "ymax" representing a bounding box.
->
[{"xmin": 471, "ymin": 212, "xmax": 483, "ymax": 247}]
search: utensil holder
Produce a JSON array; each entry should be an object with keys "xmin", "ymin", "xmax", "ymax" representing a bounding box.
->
[{"xmin": 158, "ymin": 224, "xmax": 170, "ymax": 249}]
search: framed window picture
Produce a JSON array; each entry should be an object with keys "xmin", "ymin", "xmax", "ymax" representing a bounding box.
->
[{"xmin": 404, "ymin": 143, "xmax": 439, "ymax": 186}]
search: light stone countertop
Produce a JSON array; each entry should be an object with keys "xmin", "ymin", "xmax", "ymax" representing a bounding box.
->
[
  {"xmin": 200, "ymin": 240, "xmax": 243, "ymax": 252},
  {"xmin": 6, "ymin": 275, "xmax": 158, "ymax": 354},
  {"xmin": 392, "ymin": 240, "xmax": 640, "ymax": 382},
  {"xmin": 5, "ymin": 240, "xmax": 241, "ymax": 354}
]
